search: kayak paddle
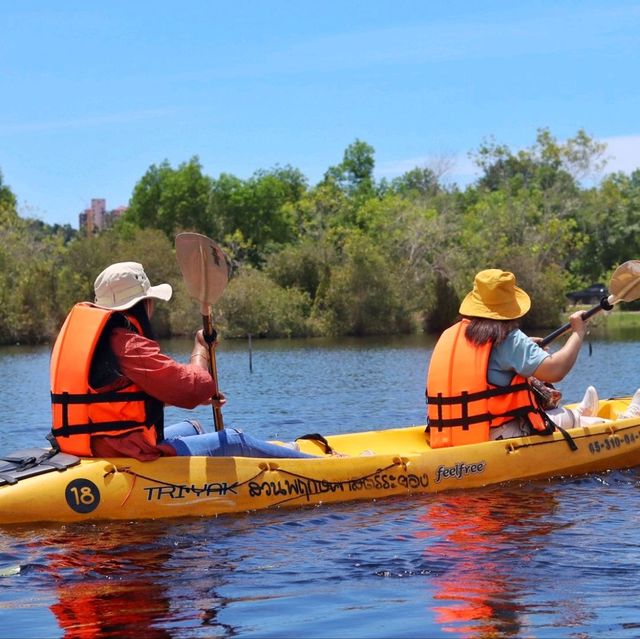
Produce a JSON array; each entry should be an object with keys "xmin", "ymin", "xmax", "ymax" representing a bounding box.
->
[
  {"xmin": 175, "ymin": 232, "xmax": 229, "ymax": 431},
  {"xmin": 540, "ymin": 260, "xmax": 640, "ymax": 347}
]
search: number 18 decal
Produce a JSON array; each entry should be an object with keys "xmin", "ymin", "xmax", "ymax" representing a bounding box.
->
[{"xmin": 65, "ymin": 478, "xmax": 100, "ymax": 514}]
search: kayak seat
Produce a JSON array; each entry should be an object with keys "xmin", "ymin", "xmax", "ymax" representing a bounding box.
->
[
  {"xmin": 295, "ymin": 433, "xmax": 336, "ymax": 455},
  {"xmin": 0, "ymin": 447, "xmax": 80, "ymax": 486}
]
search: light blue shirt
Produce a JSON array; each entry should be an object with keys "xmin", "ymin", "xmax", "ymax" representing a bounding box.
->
[{"xmin": 488, "ymin": 329, "xmax": 549, "ymax": 387}]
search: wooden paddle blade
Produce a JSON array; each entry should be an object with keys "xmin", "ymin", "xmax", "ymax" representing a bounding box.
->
[
  {"xmin": 175, "ymin": 233, "xmax": 229, "ymax": 308},
  {"xmin": 609, "ymin": 260, "xmax": 640, "ymax": 302},
  {"xmin": 540, "ymin": 259, "xmax": 640, "ymax": 347}
]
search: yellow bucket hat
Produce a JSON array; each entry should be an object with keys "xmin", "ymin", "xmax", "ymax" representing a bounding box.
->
[{"xmin": 459, "ymin": 269, "xmax": 531, "ymax": 320}]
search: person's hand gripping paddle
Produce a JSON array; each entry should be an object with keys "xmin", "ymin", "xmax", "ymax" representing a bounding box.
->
[{"xmin": 175, "ymin": 233, "xmax": 229, "ymax": 431}]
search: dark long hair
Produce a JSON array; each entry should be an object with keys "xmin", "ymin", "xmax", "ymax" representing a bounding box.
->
[
  {"xmin": 461, "ymin": 315, "xmax": 520, "ymax": 346},
  {"xmin": 89, "ymin": 300, "xmax": 155, "ymax": 389},
  {"xmin": 126, "ymin": 300, "xmax": 155, "ymax": 340}
]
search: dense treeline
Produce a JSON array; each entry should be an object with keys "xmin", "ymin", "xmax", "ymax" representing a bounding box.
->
[{"xmin": 2, "ymin": 128, "xmax": 640, "ymax": 345}]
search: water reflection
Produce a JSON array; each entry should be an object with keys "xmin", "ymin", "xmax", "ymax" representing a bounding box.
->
[
  {"xmin": 11, "ymin": 521, "xmax": 239, "ymax": 638},
  {"xmin": 415, "ymin": 487, "xmax": 557, "ymax": 638}
]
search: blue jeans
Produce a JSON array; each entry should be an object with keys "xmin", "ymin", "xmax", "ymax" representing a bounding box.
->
[{"xmin": 161, "ymin": 421, "xmax": 317, "ymax": 459}]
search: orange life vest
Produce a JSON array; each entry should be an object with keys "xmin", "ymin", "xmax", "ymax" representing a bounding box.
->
[
  {"xmin": 426, "ymin": 320, "xmax": 549, "ymax": 448},
  {"xmin": 50, "ymin": 303, "xmax": 163, "ymax": 456}
]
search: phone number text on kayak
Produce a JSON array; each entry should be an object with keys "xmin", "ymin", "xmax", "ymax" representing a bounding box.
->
[{"xmin": 588, "ymin": 431, "xmax": 639, "ymax": 455}]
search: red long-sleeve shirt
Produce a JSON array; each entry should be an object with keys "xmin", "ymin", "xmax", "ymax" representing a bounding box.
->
[
  {"xmin": 91, "ymin": 329, "xmax": 216, "ymax": 460},
  {"xmin": 110, "ymin": 328, "xmax": 216, "ymax": 407}
]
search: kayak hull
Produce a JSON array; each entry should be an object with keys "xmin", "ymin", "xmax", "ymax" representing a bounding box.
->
[{"xmin": 1, "ymin": 396, "xmax": 639, "ymax": 524}]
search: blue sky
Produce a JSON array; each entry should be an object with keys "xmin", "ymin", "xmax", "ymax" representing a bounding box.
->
[{"xmin": 2, "ymin": 1, "xmax": 640, "ymax": 227}]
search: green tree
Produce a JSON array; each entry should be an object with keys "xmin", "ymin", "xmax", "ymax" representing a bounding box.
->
[
  {"xmin": 571, "ymin": 169, "xmax": 640, "ymax": 283},
  {"xmin": 126, "ymin": 157, "xmax": 219, "ymax": 239},
  {"xmin": 356, "ymin": 189, "xmax": 467, "ymax": 331},
  {"xmin": 0, "ymin": 170, "xmax": 17, "ymax": 211},
  {"xmin": 472, "ymin": 128, "xmax": 606, "ymax": 194},
  {"xmin": 217, "ymin": 267, "xmax": 312, "ymax": 338},
  {"xmin": 389, "ymin": 166, "xmax": 441, "ymax": 198},
  {"xmin": 1, "ymin": 127, "xmax": 635, "ymax": 344},
  {"xmin": 0, "ymin": 199, "xmax": 65, "ymax": 342},
  {"xmin": 211, "ymin": 166, "xmax": 308, "ymax": 264},
  {"xmin": 312, "ymin": 232, "xmax": 413, "ymax": 336},
  {"xmin": 265, "ymin": 238, "xmax": 332, "ymax": 301},
  {"xmin": 291, "ymin": 181, "xmax": 350, "ymax": 240},
  {"xmin": 324, "ymin": 139, "xmax": 375, "ymax": 194},
  {"xmin": 322, "ymin": 140, "xmax": 378, "ymax": 229}
]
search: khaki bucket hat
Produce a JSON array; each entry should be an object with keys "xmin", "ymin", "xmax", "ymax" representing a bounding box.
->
[
  {"xmin": 93, "ymin": 262, "xmax": 172, "ymax": 311},
  {"xmin": 459, "ymin": 269, "xmax": 531, "ymax": 320}
]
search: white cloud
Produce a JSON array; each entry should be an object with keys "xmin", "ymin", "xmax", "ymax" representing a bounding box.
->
[{"xmin": 602, "ymin": 135, "xmax": 640, "ymax": 175}]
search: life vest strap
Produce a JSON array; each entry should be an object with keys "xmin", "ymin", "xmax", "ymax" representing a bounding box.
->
[
  {"xmin": 554, "ymin": 424, "xmax": 578, "ymax": 451},
  {"xmin": 51, "ymin": 420, "xmax": 147, "ymax": 438},
  {"xmin": 426, "ymin": 381, "xmax": 531, "ymax": 406},
  {"xmin": 429, "ymin": 405, "xmax": 539, "ymax": 430},
  {"xmin": 51, "ymin": 390, "xmax": 150, "ymax": 405}
]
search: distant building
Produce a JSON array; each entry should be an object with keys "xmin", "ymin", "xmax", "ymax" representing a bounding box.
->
[{"xmin": 78, "ymin": 198, "xmax": 127, "ymax": 235}]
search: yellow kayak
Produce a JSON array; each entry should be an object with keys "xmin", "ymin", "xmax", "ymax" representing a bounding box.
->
[{"xmin": 1, "ymin": 396, "xmax": 639, "ymax": 525}]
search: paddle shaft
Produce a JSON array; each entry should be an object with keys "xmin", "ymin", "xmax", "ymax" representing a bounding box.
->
[
  {"xmin": 539, "ymin": 296, "xmax": 614, "ymax": 347},
  {"xmin": 202, "ymin": 312, "xmax": 224, "ymax": 431}
]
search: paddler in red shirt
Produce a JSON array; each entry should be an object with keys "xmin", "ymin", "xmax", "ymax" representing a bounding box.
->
[{"xmin": 50, "ymin": 262, "xmax": 317, "ymax": 460}]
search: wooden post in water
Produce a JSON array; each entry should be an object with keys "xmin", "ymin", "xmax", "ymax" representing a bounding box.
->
[{"xmin": 248, "ymin": 333, "xmax": 253, "ymax": 372}]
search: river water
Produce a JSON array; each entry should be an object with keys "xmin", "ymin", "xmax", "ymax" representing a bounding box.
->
[{"xmin": 1, "ymin": 332, "xmax": 640, "ymax": 638}]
